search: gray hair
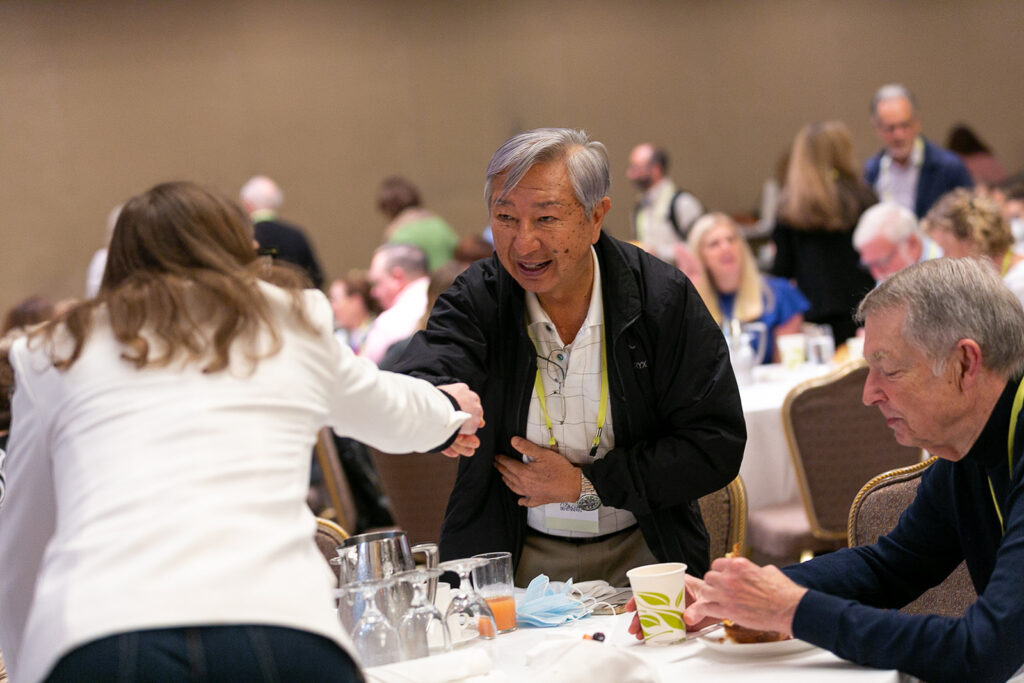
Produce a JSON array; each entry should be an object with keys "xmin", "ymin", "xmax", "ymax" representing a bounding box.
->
[
  {"xmin": 852, "ymin": 202, "xmax": 920, "ymax": 249},
  {"xmin": 239, "ymin": 175, "xmax": 283, "ymax": 211},
  {"xmin": 856, "ymin": 258, "xmax": 1024, "ymax": 377},
  {"xmin": 484, "ymin": 128, "xmax": 610, "ymax": 215},
  {"xmin": 871, "ymin": 84, "xmax": 917, "ymax": 118},
  {"xmin": 374, "ymin": 242, "xmax": 428, "ymax": 278}
]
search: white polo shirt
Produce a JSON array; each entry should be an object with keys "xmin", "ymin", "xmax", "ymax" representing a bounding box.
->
[
  {"xmin": 875, "ymin": 137, "xmax": 925, "ymax": 213},
  {"xmin": 524, "ymin": 249, "xmax": 637, "ymax": 538}
]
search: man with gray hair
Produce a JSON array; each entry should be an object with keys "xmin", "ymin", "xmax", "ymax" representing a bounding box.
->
[
  {"xmin": 864, "ymin": 84, "xmax": 972, "ymax": 218},
  {"xmin": 239, "ymin": 175, "xmax": 324, "ymax": 289},
  {"xmin": 852, "ymin": 201, "xmax": 942, "ymax": 282},
  {"xmin": 394, "ymin": 128, "xmax": 744, "ymax": 585},
  {"xmin": 675, "ymin": 258, "xmax": 1024, "ymax": 681},
  {"xmin": 360, "ymin": 243, "xmax": 430, "ymax": 365}
]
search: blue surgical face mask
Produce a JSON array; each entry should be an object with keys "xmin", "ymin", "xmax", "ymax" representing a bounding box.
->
[{"xmin": 515, "ymin": 574, "xmax": 595, "ymax": 627}]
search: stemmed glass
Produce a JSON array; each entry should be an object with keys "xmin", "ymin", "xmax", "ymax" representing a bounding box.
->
[
  {"xmin": 394, "ymin": 568, "xmax": 452, "ymax": 659},
  {"xmin": 438, "ymin": 558, "xmax": 498, "ymax": 643},
  {"xmin": 347, "ymin": 577, "xmax": 402, "ymax": 666}
]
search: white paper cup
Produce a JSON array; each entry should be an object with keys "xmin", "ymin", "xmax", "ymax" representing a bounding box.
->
[
  {"xmin": 626, "ymin": 562, "xmax": 687, "ymax": 645},
  {"xmin": 776, "ymin": 333, "xmax": 806, "ymax": 369},
  {"xmin": 845, "ymin": 336, "xmax": 865, "ymax": 360}
]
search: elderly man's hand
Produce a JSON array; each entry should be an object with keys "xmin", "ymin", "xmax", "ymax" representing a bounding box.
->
[
  {"xmin": 683, "ymin": 557, "xmax": 806, "ymax": 635},
  {"xmin": 493, "ymin": 437, "xmax": 579, "ymax": 507},
  {"xmin": 438, "ymin": 382, "xmax": 484, "ymax": 458},
  {"xmin": 625, "ymin": 575, "xmax": 714, "ymax": 640}
]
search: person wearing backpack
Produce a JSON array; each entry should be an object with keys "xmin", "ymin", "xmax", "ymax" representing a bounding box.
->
[{"xmin": 627, "ymin": 143, "xmax": 704, "ymax": 262}]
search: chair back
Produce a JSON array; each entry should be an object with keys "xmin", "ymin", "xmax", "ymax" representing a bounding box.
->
[
  {"xmin": 783, "ymin": 359, "xmax": 922, "ymax": 541},
  {"xmin": 314, "ymin": 516, "xmax": 349, "ymax": 583},
  {"xmin": 314, "ymin": 427, "xmax": 359, "ymax": 533},
  {"xmin": 368, "ymin": 446, "xmax": 458, "ymax": 545},
  {"xmin": 848, "ymin": 458, "xmax": 976, "ymax": 617},
  {"xmin": 698, "ymin": 476, "xmax": 748, "ymax": 559}
]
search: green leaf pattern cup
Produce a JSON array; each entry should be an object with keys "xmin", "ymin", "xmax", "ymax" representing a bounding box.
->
[{"xmin": 627, "ymin": 563, "xmax": 688, "ymax": 645}]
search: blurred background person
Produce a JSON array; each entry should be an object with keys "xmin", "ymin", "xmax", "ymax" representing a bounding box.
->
[
  {"xmin": 771, "ymin": 121, "xmax": 877, "ymax": 345},
  {"xmin": 687, "ymin": 213, "xmax": 807, "ymax": 363},
  {"xmin": 327, "ymin": 270, "xmax": 380, "ymax": 354},
  {"xmin": 852, "ymin": 201, "xmax": 942, "ymax": 282},
  {"xmin": 626, "ymin": 142, "xmax": 704, "ymax": 262},
  {"xmin": 921, "ymin": 188, "xmax": 1024, "ymax": 307},
  {"xmin": 240, "ymin": 175, "xmax": 325, "ymax": 289},
  {"xmin": 864, "ymin": 84, "xmax": 973, "ymax": 217},
  {"xmin": 360, "ymin": 243, "xmax": 429, "ymax": 365},
  {"xmin": 0, "ymin": 181, "xmax": 481, "ymax": 683},
  {"xmin": 946, "ymin": 123, "xmax": 1008, "ymax": 188},
  {"xmin": 84, "ymin": 204, "xmax": 122, "ymax": 298},
  {"xmin": 377, "ymin": 176, "xmax": 458, "ymax": 271}
]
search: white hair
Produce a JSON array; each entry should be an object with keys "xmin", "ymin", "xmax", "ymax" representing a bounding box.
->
[
  {"xmin": 239, "ymin": 175, "xmax": 283, "ymax": 211},
  {"xmin": 871, "ymin": 83, "xmax": 917, "ymax": 117},
  {"xmin": 484, "ymin": 128, "xmax": 610, "ymax": 215},
  {"xmin": 853, "ymin": 202, "xmax": 920, "ymax": 250}
]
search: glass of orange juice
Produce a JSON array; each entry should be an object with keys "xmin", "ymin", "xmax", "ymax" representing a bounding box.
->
[{"xmin": 471, "ymin": 551, "xmax": 517, "ymax": 634}]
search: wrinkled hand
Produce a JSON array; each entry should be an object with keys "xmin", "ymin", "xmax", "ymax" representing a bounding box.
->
[
  {"xmin": 626, "ymin": 575, "xmax": 713, "ymax": 641},
  {"xmin": 683, "ymin": 557, "xmax": 806, "ymax": 635},
  {"xmin": 438, "ymin": 382, "xmax": 484, "ymax": 458},
  {"xmin": 493, "ymin": 437, "xmax": 579, "ymax": 507}
]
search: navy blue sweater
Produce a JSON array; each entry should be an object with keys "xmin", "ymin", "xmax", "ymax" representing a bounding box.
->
[{"xmin": 784, "ymin": 377, "xmax": 1024, "ymax": 682}]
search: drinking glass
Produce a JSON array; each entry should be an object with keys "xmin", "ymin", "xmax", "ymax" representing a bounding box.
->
[
  {"xmin": 394, "ymin": 568, "xmax": 451, "ymax": 659},
  {"xmin": 348, "ymin": 577, "xmax": 402, "ymax": 666},
  {"xmin": 438, "ymin": 558, "xmax": 498, "ymax": 643},
  {"xmin": 471, "ymin": 552, "xmax": 517, "ymax": 634}
]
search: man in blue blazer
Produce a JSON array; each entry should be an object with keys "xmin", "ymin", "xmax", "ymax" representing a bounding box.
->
[{"xmin": 863, "ymin": 84, "xmax": 973, "ymax": 218}]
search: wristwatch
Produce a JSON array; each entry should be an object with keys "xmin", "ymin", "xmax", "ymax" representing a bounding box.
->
[{"xmin": 576, "ymin": 474, "xmax": 602, "ymax": 511}]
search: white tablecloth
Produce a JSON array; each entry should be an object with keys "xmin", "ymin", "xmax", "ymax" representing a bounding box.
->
[
  {"xmin": 738, "ymin": 363, "xmax": 835, "ymax": 511},
  {"xmin": 367, "ymin": 613, "xmax": 906, "ymax": 682}
]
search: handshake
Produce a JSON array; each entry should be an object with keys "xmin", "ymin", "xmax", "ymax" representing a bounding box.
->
[{"xmin": 438, "ymin": 382, "xmax": 484, "ymax": 459}]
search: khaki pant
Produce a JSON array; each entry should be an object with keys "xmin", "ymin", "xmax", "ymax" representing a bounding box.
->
[{"xmin": 514, "ymin": 526, "xmax": 658, "ymax": 588}]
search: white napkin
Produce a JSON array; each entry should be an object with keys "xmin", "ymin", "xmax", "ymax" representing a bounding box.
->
[
  {"xmin": 524, "ymin": 639, "xmax": 660, "ymax": 683},
  {"xmin": 363, "ymin": 648, "xmax": 494, "ymax": 683}
]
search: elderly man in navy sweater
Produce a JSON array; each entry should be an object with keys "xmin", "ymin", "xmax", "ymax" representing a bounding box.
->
[{"xmin": 675, "ymin": 258, "xmax": 1024, "ymax": 682}]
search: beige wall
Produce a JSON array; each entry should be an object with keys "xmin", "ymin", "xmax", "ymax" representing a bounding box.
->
[{"xmin": 1, "ymin": 0, "xmax": 1021, "ymax": 315}]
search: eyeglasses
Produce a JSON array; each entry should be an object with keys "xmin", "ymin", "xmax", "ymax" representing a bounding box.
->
[
  {"xmin": 536, "ymin": 348, "xmax": 569, "ymax": 424},
  {"xmin": 860, "ymin": 239, "xmax": 905, "ymax": 272}
]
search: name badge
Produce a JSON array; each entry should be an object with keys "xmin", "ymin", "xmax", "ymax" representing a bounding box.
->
[{"xmin": 542, "ymin": 502, "xmax": 600, "ymax": 534}]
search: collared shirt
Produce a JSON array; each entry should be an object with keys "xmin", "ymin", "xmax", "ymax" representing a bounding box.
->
[
  {"xmin": 359, "ymin": 276, "xmax": 428, "ymax": 365},
  {"xmin": 634, "ymin": 178, "xmax": 702, "ymax": 262},
  {"xmin": 0, "ymin": 448, "xmax": 6, "ymax": 507},
  {"xmin": 875, "ymin": 137, "xmax": 925, "ymax": 212},
  {"xmin": 524, "ymin": 249, "xmax": 636, "ymax": 537}
]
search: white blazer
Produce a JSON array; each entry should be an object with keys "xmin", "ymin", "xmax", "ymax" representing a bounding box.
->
[{"xmin": 0, "ymin": 282, "xmax": 466, "ymax": 683}]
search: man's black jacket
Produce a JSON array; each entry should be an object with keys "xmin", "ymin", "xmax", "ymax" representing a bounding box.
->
[{"xmin": 393, "ymin": 232, "xmax": 745, "ymax": 577}]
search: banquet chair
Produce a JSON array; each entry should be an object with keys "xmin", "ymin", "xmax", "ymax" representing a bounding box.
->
[
  {"xmin": 848, "ymin": 458, "xmax": 976, "ymax": 617},
  {"xmin": 747, "ymin": 359, "xmax": 923, "ymax": 564},
  {"xmin": 313, "ymin": 427, "xmax": 359, "ymax": 533},
  {"xmin": 368, "ymin": 446, "xmax": 458, "ymax": 545},
  {"xmin": 697, "ymin": 475, "xmax": 748, "ymax": 559},
  {"xmin": 314, "ymin": 516, "xmax": 349, "ymax": 584}
]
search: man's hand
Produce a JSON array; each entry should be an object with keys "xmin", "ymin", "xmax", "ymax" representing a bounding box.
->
[
  {"xmin": 493, "ymin": 437, "xmax": 580, "ymax": 507},
  {"xmin": 625, "ymin": 575, "xmax": 714, "ymax": 641},
  {"xmin": 683, "ymin": 557, "xmax": 806, "ymax": 635},
  {"xmin": 438, "ymin": 382, "xmax": 484, "ymax": 458}
]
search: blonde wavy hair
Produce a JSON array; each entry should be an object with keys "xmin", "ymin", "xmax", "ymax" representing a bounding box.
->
[
  {"xmin": 687, "ymin": 213, "xmax": 768, "ymax": 324},
  {"xmin": 39, "ymin": 181, "xmax": 314, "ymax": 373},
  {"xmin": 778, "ymin": 121, "xmax": 875, "ymax": 231},
  {"xmin": 921, "ymin": 189, "xmax": 1010, "ymax": 258}
]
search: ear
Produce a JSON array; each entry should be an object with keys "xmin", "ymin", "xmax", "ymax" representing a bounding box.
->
[
  {"xmin": 589, "ymin": 196, "xmax": 611, "ymax": 245},
  {"xmin": 951, "ymin": 338, "xmax": 983, "ymax": 391}
]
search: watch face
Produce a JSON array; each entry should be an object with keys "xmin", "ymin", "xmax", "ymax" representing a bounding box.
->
[{"xmin": 577, "ymin": 494, "xmax": 602, "ymax": 511}]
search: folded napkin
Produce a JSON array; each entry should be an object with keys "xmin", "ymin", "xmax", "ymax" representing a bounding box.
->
[
  {"xmin": 363, "ymin": 648, "xmax": 493, "ymax": 683},
  {"xmin": 525, "ymin": 639, "xmax": 659, "ymax": 683}
]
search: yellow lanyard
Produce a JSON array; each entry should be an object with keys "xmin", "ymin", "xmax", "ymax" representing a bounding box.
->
[
  {"xmin": 1001, "ymin": 251, "xmax": 1013, "ymax": 277},
  {"xmin": 532, "ymin": 323, "xmax": 609, "ymax": 458},
  {"xmin": 988, "ymin": 376, "xmax": 1024, "ymax": 535}
]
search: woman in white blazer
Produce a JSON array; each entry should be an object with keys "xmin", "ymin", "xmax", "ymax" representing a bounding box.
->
[{"xmin": 0, "ymin": 182, "xmax": 482, "ymax": 683}]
